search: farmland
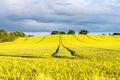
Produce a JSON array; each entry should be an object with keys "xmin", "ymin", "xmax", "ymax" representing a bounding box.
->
[{"xmin": 0, "ymin": 35, "xmax": 120, "ymax": 80}]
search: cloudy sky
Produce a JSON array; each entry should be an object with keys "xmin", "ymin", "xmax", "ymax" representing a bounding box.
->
[{"xmin": 0, "ymin": 0, "xmax": 120, "ymax": 32}]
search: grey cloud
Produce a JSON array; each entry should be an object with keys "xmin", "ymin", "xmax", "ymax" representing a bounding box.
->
[{"xmin": 0, "ymin": 0, "xmax": 120, "ymax": 32}]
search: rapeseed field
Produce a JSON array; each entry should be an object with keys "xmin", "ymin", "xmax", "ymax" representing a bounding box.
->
[{"xmin": 0, "ymin": 35, "xmax": 120, "ymax": 80}]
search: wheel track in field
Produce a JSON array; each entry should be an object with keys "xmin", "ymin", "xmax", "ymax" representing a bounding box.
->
[
  {"xmin": 60, "ymin": 35, "xmax": 75, "ymax": 56},
  {"xmin": 73, "ymin": 35, "xmax": 84, "ymax": 43},
  {"xmin": 97, "ymin": 35, "xmax": 113, "ymax": 42},
  {"xmin": 109, "ymin": 35, "xmax": 120, "ymax": 41},
  {"xmin": 86, "ymin": 35, "xmax": 103, "ymax": 42},
  {"xmin": 24, "ymin": 37, "xmax": 28, "ymax": 41},
  {"xmin": 98, "ymin": 35, "xmax": 105, "ymax": 38},
  {"xmin": 87, "ymin": 46, "xmax": 120, "ymax": 52},
  {"xmin": 51, "ymin": 35, "xmax": 76, "ymax": 57},
  {"xmin": 0, "ymin": 36, "xmax": 48, "ymax": 58},
  {"xmin": 51, "ymin": 35, "xmax": 60, "ymax": 56},
  {"xmin": 98, "ymin": 35, "xmax": 120, "ymax": 41},
  {"xmin": 0, "ymin": 54, "xmax": 45, "ymax": 58},
  {"xmin": 73, "ymin": 35, "xmax": 103, "ymax": 42},
  {"xmin": 97, "ymin": 35, "xmax": 106, "ymax": 39},
  {"xmin": 36, "ymin": 35, "xmax": 47, "ymax": 43},
  {"xmin": 24, "ymin": 35, "xmax": 47, "ymax": 43}
]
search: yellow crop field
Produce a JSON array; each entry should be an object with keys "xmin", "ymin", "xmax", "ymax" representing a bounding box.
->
[{"xmin": 0, "ymin": 35, "xmax": 120, "ymax": 80}]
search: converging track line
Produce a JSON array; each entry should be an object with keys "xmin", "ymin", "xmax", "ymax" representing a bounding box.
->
[
  {"xmin": 86, "ymin": 35, "xmax": 103, "ymax": 42},
  {"xmin": 51, "ymin": 35, "xmax": 76, "ymax": 57},
  {"xmin": 36, "ymin": 35, "xmax": 47, "ymax": 43},
  {"xmin": 73, "ymin": 35, "xmax": 84, "ymax": 43}
]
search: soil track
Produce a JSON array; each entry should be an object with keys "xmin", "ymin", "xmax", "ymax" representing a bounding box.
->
[
  {"xmin": 51, "ymin": 35, "xmax": 76, "ymax": 57},
  {"xmin": 24, "ymin": 37, "xmax": 28, "ymax": 41},
  {"xmin": 109, "ymin": 36, "xmax": 120, "ymax": 41},
  {"xmin": 37, "ymin": 36, "xmax": 47, "ymax": 43},
  {"xmin": 86, "ymin": 35, "xmax": 102, "ymax": 42},
  {"xmin": 73, "ymin": 35, "xmax": 84, "ymax": 42},
  {"xmin": 51, "ymin": 35, "xmax": 61, "ymax": 56}
]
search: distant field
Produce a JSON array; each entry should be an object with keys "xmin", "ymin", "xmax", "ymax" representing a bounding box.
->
[{"xmin": 0, "ymin": 35, "xmax": 120, "ymax": 80}]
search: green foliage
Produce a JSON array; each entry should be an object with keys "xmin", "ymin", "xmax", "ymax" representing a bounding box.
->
[
  {"xmin": 50, "ymin": 31, "xmax": 59, "ymax": 35},
  {"xmin": 14, "ymin": 31, "xmax": 26, "ymax": 37},
  {"xmin": 0, "ymin": 29, "xmax": 26, "ymax": 42},
  {"xmin": 79, "ymin": 29, "xmax": 89, "ymax": 35},
  {"xmin": 102, "ymin": 34, "xmax": 106, "ymax": 35},
  {"xmin": 108, "ymin": 33, "xmax": 111, "ymax": 35},
  {"xmin": 50, "ymin": 31, "xmax": 66, "ymax": 35},
  {"xmin": 59, "ymin": 31, "xmax": 66, "ymax": 34},
  {"xmin": 27, "ymin": 35, "xmax": 34, "ymax": 37},
  {"xmin": 0, "ymin": 29, "xmax": 8, "ymax": 42},
  {"xmin": 112, "ymin": 32, "xmax": 120, "ymax": 35},
  {"xmin": 67, "ymin": 30, "xmax": 75, "ymax": 34},
  {"xmin": 9, "ymin": 32, "xmax": 16, "ymax": 41}
]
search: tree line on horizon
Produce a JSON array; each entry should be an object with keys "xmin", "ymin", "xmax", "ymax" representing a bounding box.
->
[
  {"xmin": 50, "ymin": 29, "xmax": 120, "ymax": 35},
  {"xmin": 0, "ymin": 29, "xmax": 120, "ymax": 43},
  {"xmin": 0, "ymin": 29, "xmax": 26, "ymax": 43},
  {"xmin": 50, "ymin": 29, "xmax": 89, "ymax": 35}
]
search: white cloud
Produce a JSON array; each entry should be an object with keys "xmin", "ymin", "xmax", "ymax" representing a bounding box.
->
[
  {"xmin": 48, "ymin": 0, "xmax": 108, "ymax": 15},
  {"xmin": 3, "ymin": 0, "xmax": 53, "ymax": 16},
  {"xmin": 2, "ymin": 0, "xmax": 113, "ymax": 16},
  {"xmin": 106, "ymin": 0, "xmax": 120, "ymax": 6},
  {"xmin": 15, "ymin": 19, "xmax": 70, "ymax": 31},
  {"xmin": 0, "ymin": 0, "xmax": 120, "ymax": 32}
]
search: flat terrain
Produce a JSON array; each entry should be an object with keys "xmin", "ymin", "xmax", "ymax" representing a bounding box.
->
[{"xmin": 0, "ymin": 35, "xmax": 120, "ymax": 80}]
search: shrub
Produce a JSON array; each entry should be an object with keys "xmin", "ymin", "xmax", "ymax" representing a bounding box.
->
[
  {"xmin": 27, "ymin": 35, "xmax": 34, "ymax": 37},
  {"xmin": 50, "ymin": 31, "xmax": 59, "ymax": 35},
  {"xmin": 112, "ymin": 32, "xmax": 120, "ymax": 35},
  {"xmin": 67, "ymin": 30, "xmax": 75, "ymax": 34},
  {"xmin": 79, "ymin": 29, "xmax": 89, "ymax": 35},
  {"xmin": 59, "ymin": 31, "xmax": 66, "ymax": 34},
  {"xmin": 0, "ymin": 29, "xmax": 26, "ymax": 42},
  {"xmin": 50, "ymin": 31, "xmax": 66, "ymax": 35}
]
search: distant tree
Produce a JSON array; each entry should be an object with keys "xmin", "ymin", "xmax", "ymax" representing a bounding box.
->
[
  {"xmin": 13, "ymin": 31, "xmax": 26, "ymax": 37},
  {"xmin": 102, "ymin": 34, "xmax": 106, "ymax": 35},
  {"xmin": 6, "ymin": 34, "xmax": 13, "ymax": 41},
  {"xmin": 0, "ymin": 29, "xmax": 26, "ymax": 43},
  {"xmin": 8, "ymin": 32, "xmax": 17, "ymax": 41},
  {"xmin": 79, "ymin": 29, "xmax": 89, "ymax": 35},
  {"xmin": 108, "ymin": 33, "xmax": 111, "ymax": 35},
  {"xmin": 59, "ymin": 31, "xmax": 66, "ymax": 34},
  {"xmin": 112, "ymin": 32, "xmax": 120, "ymax": 35},
  {"xmin": 50, "ymin": 31, "xmax": 66, "ymax": 35},
  {"xmin": 67, "ymin": 30, "xmax": 75, "ymax": 34},
  {"xmin": 19, "ymin": 32, "xmax": 26, "ymax": 37},
  {"xmin": 13, "ymin": 31, "xmax": 19, "ymax": 37},
  {"xmin": 27, "ymin": 35, "xmax": 34, "ymax": 37},
  {"xmin": 51, "ymin": 31, "xmax": 59, "ymax": 35},
  {"xmin": 0, "ymin": 29, "xmax": 8, "ymax": 42}
]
